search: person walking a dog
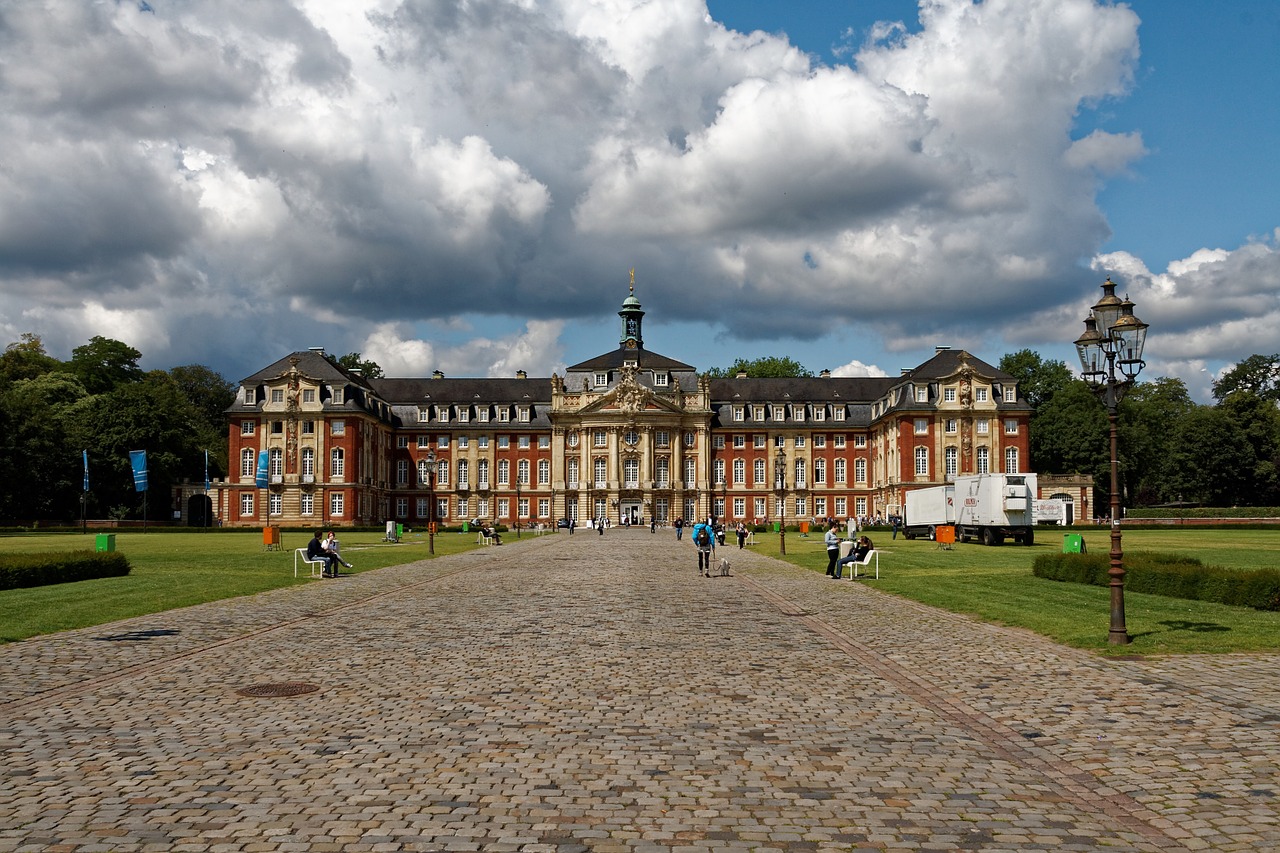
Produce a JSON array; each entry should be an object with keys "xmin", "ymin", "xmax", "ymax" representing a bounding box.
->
[{"xmin": 691, "ymin": 517, "xmax": 716, "ymax": 576}]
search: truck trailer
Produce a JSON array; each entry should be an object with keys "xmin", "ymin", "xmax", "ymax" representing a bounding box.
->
[{"xmin": 904, "ymin": 473, "xmax": 1039, "ymax": 546}]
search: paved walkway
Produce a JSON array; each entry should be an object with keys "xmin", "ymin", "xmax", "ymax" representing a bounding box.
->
[{"xmin": 1, "ymin": 531, "xmax": 1277, "ymax": 852}]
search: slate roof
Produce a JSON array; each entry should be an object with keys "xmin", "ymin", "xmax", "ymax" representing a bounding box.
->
[{"xmin": 567, "ymin": 345, "xmax": 695, "ymax": 373}]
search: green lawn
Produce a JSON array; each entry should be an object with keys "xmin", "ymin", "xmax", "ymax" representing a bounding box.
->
[
  {"xmin": 0, "ymin": 528, "xmax": 482, "ymax": 642},
  {"xmin": 752, "ymin": 527, "xmax": 1280, "ymax": 655},
  {"xmin": 4, "ymin": 526, "xmax": 1279, "ymax": 655}
]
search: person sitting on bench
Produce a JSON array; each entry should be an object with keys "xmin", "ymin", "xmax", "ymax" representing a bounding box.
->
[
  {"xmin": 323, "ymin": 531, "xmax": 352, "ymax": 569},
  {"xmin": 307, "ymin": 530, "xmax": 339, "ymax": 577}
]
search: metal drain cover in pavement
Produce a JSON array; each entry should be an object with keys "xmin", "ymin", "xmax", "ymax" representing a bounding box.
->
[{"xmin": 236, "ymin": 682, "xmax": 320, "ymax": 697}]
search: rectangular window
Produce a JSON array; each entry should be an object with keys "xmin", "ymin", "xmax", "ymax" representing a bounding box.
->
[
  {"xmin": 773, "ymin": 406, "xmax": 785, "ymax": 421},
  {"xmin": 331, "ymin": 419, "xmax": 345, "ymax": 436},
  {"xmin": 241, "ymin": 421, "xmax": 255, "ymax": 435},
  {"xmin": 712, "ymin": 435, "xmax": 725, "ymax": 449},
  {"xmin": 244, "ymin": 388, "xmax": 256, "ymax": 405},
  {"xmin": 396, "ymin": 498, "xmax": 408, "ymax": 518},
  {"xmin": 418, "ymin": 406, "xmax": 428, "ymax": 422},
  {"xmin": 417, "ymin": 435, "xmax": 431, "ymax": 448},
  {"xmin": 812, "ymin": 406, "xmax": 825, "ymax": 422},
  {"xmin": 477, "ymin": 407, "xmax": 490, "ymax": 423},
  {"xmin": 855, "ymin": 497, "xmax": 867, "ymax": 518},
  {"xmin": 976, "ymin": 387, "xmax": 988, "ymax": 402},
  {"xmin": 946, "ymin": 419, "xmax": 958, "ymax": 434},
  {"xmin": 914, "ymin": 418, "xmax": 929, "ymax": 435},
  {"xmin": 457, "ymin": 498, "xmax": 469, "ymax": 518},
  {"xmin": 794, "ymin": 498, "xmax": 806, "ymax": 518},
  {"xmin": 1004, "ymin": 419, "xmax": 1019, "ymax": 434},
  {"xmin": 595, "ymin": 372, "xmax": 608, "ymax": 387},
  {"xmin": 240, "ymin": 492, "xmax": 254, "ymax": 517},
  {"xmin": 733, "ymin": 434, "xmax": 745, "ymax": 449},
  {"xmin": 330, "ymin": 492, "xmax": 344, "ymax": 517},
  {"xmin": 457, "ymin": 408, "xmax": 469, "ymax": 423},
  {"xmin": 497, "ymin": 407, "xmax": 510, "ymax": 422},
  {"xmin": 813, "ymin": 434, "xmax": 825, "ymax": 448},
  {"xmin": 977, "ymin": 419, "xmax": 989, "ymax": 435},
  {"xmin": 1004, "ymin": 387, "xmax": 1017, "ymax": 403},
  {"xmin": 754, "ymin": 497, "xmax": 766, "ymax": 520},
  {"xmin": 435, "ymin": 462, "xmax": 448, "ymax": 486},
  {"xmin": 653, "ymin": 372, "xmax": 668, "ymax": 386},
  {"xmin": 518, "ymin": 407, "xmax": 530, "ymax": 422},
  {"xmin": 753, "ymin": 406, "xmax": 765, "ymax": 421},
  {"xmin": 835, "ymin": 497, "xmax": 846, "ymax": 517},
  {"xmin": 815, "ymin": 498, "xmax": 826, "ymax": 518},
  {"xmin": 916, "ymin": 387, "xmax": 928, "ymax": 402},
  {"xmin": 835, "ymin": 458, "xmax": 846, "ymax": 484},
  {"xmin": 477, "ymin": 436, "xmax": 488, "ymax": 449},
  {"xmin": 754, "ymin": 434, "xmax": 766, "ymax": 449},
  {"xmin": 833, "ymin": 408, "xmax": 845, "ymax": 421},
  {"xmin": 518, "ymin": 435, "xmax": 530, "ymax": 449},
  {"xmin": 854, "ymin": 435, "xmax": 866, "ymax": 448},
  {"xmin": 302, "ymin": 421, "xmax": 315, "ymax": 435},
  {"xmin": 437, "ymin": 406, "xmax": 449, "ymax": 421},
  {"xmin": 944, "ymin": 387, "xmax": 956, "ymax": 403},
  {"xmin": 271, "ymin": 388, "xmax": 284, "ymax": 403},
  {"xmin": 416, "ymin": 498, "xmax": 428, "ymax": 518},
  {"xmin": 539, "ymin": 435, "xmax": 550, "ymax": 448},
  {"xmin": 269, "ymin": 492, "xmax": 281, "ymax": 516},
  {"xmin": 397, "ymin": 436, "xmax": 408, "ymax": 448},
  {"xmin": 833, "ymin": 435, "xmax": 846, "ymax": 449},
  {"xmin": 794, "ymin": 435, "xmax": 805, "ymax": 448},
  {"xmin": 733, "ymin": 497, "xmax": 745, "ymax": 518},
  {"xmin": 655, "ymin": 431, "xmax": 670, "ymax": 448},
  {"xmin": 457, "ymin": 436, "xmax": 468, "ymax": 449},
  {"xmin": 538, "ymin": 498, "xmax": 550, "ymax": 519},
  {"xmin": 594, "ymin": 430, "xmax": 607, "ymax": 447},
  {"xmin": 271, "ymin": 421, "xmax": 283, "ymax": 434},
  {"xmin": 855, "ymin": 458, "xmax": 867, "ymax": 484},
  {"xmin": 300, "ymin": 492, "xmax": 313, "ymax": 516},
  {"xmin": 498, "ymin": 499, "xmax": 509, "ymax": 519},
  {"xmin": 498, "ymin": 436, "xmax": 510, "ymax": 449},
  {"xmin": 733, "ymin": 406, "xmax": 744, "ymax": 422}
]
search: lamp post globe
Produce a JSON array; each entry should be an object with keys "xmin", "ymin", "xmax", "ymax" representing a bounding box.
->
[{"xmin": 1074, "ymin": 277, "xmax": 1148, "ymax": 645}]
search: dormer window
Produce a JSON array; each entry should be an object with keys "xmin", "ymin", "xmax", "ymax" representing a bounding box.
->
[
  {"xmin": 331, "ymin": 387, "xmax": 344, "ymax": 405},
  {"xmin": 497, "ymin": 407, "xmax": 510, "ymax": 422},
  {"xmin": 624, "ymin": 359, "xmax": 638, "ymax": 368},
  {"xmin": 976, "ymin": 387, "xmax": 988, "ymax": 403},
  {"xmin": 772, "ymin": 405, "xmax": 785, "ymax": 421},
  {"xmin": 594, "ymin": 372, "xmax": 608, "ymax": 388},
  {"xmin": 245, "ymin": 388, "xmax": 256, "ymax": 405},
  {"xmin": 436, "ymin": 405, "xmax": 449, "ymax": 421},
  {"xmin": 944, "ymin": 387, "xmax": 956, "ymax": 403},
  {"xmin": 418, "ymin": 407, "xmax": 429, "ymax": 422},
  {"xmin": 270, "ymin": 388, "xmax": 284, "ymax": 403},
  {"xmin": 457, "ymin": 407, "xmax": 469, "ymax": 423},
  {"xmin": 518, "ymin": 406, "xmax": 530, "ymax": 422},
  {"xmin": 915, "ymin": 387, "xmax": 928, "ymax": 403},
  {"xmin": 653, "ymin": 372, "xmax": 668, "ymax": 387},
  {"xmin": 1004, "ymin": 387, "xmax": 1017, "ymax": 403},
  {"xmin": 477, "ymin": 407, "xmax": 489, "ymax": 423},
  {"xmin": 833, "ymin": 408, "xmax": 845, "ymax": 422}
]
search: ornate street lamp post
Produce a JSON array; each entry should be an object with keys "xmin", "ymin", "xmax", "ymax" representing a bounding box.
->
[
  {"xmin": 1074, "ymin": 277, "xmax": 1149, "ymax": 645},
  {"xmin": 775, "ymin": 449, "xmax": 787, "ymax": 556},
  {"xmin": 424, "ymin": 449, "xmax": 437, "ymax": 555},
  {"xmin": 515, "ymin": 478, "xmax": 522, "ymax": 539}
]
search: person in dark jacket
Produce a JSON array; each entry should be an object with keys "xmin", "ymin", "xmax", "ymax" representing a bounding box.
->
[{"xmin": 307, "ymin": 530, "xmax": 338, "ymax": 577}]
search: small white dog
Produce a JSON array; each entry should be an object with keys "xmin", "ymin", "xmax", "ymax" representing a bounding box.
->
[{"xmin": 717, "ymin": 557, "xmax": 731, "ymax": 577}]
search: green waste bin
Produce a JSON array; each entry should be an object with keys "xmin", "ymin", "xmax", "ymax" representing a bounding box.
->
[
  {"xmin": 1063, "ymin": 533, "xmax": 1085, "ymax": 554},
  {"xmin": 95, "ymin": 533, "xmax": 116, "ymax": 553},
  {"xmin": 462, "ymin": 521, "xmax": 470, "ymax": 533},
  {"xmin": 396, "ymin": 523, "xmax": 404, "ymax": 538},
  {"xmin": 773, "ymin": 521, "xmax": 781, "ymax": 532}
]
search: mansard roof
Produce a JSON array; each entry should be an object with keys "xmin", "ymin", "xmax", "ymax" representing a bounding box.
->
[
  {"xmin": 709, "ymin": 376, "xmax": 896, "ymax": 404},
  {"xmin": 239, "ymin": 349, "xmax": 374, "ymax": 389},
  {"xmin": 899, "ymin": 348, "xmax": 1011, "ymax": 382},
  {"xmin": 373, "ymin": 377, "xmax": 551, "ymax": 405},
  {"xmin": 567, "ymin": 345, "xmax": 695, "ymax": 373}
]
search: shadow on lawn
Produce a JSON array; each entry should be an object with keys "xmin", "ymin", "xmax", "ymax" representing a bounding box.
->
[{"xmin": 1129, "ymin": 620, "xmax": 1231, "ymax": 640}]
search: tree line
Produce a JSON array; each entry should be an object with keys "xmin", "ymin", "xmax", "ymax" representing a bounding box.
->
[{"xmin": 3, "ymin": 339, "xmax": 1277, "ymax": 523}]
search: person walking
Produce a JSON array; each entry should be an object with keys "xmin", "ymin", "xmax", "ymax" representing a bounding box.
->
[
  {"xmin": 735, "ymin": 521, "xmax": 747, "ymax": 549},
  {"xmin": 691, "ymin": 517, "xmax": 716, "ymax": 576},
  {"xmin": 674, "ymin": 517, "xmax": 684, "ymax": 541}
]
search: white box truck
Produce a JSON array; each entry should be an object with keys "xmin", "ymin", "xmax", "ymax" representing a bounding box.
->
[{"xmin": 904, "ymin": 473, "xmax": 1039, "ymax": 546}]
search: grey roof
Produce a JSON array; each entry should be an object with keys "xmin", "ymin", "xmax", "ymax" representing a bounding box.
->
[
  {"xmin": 240, "ymin": 349, "xmax": 374, "ymax": 389},
  {"xmin": 372, "ymin": 377, "xmax": 552, "ymax": 405},
  {"xmin": 900, "ymin": 349, "xmax": 1012, "ymax": 382},
  {"xmin": 709, "ymin": 376, "xmax": 897, "ymax": 404},
  {"xmin": 567, "ymin": 345, "xmax": 695, "ymax": 372}
]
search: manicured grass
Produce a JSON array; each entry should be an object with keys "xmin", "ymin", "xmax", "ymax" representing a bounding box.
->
[
  {"xmin": 0, "ymin": 528, "xmax": 483, "ymax": 642},
  {"xmin": 753, "ymin": 527, "xmax": 1280, "ymax": 655}
]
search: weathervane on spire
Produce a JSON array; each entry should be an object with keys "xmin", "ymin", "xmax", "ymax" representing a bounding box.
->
[{"xmin": 629, "ymin": 267, "xmax": 635, "ymax": 294}]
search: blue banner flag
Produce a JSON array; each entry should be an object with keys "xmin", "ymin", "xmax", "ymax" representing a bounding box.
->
[
  {"xmin": 255, "ymin": 449, "xmax": 269, "ymax": 488},
  {"xmin": 129, "ymin": 450, "xmax": 148, "ymax": 492},
  {"xmin": 83, "ymin": 450, "xmax": 89, "ymax": 492}
]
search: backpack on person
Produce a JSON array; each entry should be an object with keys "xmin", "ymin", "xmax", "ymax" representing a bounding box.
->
[{"xmin": 694, "ymin": 526, "xmax": 710, "ymax": 548}]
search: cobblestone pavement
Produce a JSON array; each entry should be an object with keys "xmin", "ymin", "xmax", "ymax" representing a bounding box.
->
[{"xmin": 1, "ymin": 531, "xmax": 1277, "ymax": 852}]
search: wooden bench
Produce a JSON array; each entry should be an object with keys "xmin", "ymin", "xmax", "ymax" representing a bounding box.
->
[
  {"xmin": 837, "ymin": 549, "xmax": 879, "ymax": 580},
  {"xmin": 294, "ymin": 548, "xmax": 328, "ymax": 579}
]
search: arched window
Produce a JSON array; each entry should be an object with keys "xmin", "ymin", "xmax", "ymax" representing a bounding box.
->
[
  {"xmin": 301, "ymin": 447, "xmax": 315, "ymax": 477},
  {"xmin": 497, "ymin": 459, "xmax": 510, "ymax": 486},
  {"xmin": 594, "ymin": 457, "xmax": 607, "ymax": 487},
  {"xmin": 241, "ymin": 448, "xmax": 255, "ymax": 477},
  {"xmin": 457, "ymin": 459, "xmax": 469, "ymax": 488},
  {"xmin": 330, "ymin": 448, "xmax": 344, "ymax": 478},
  {"xmin": 733, "ymin": 458, "xmax": 745, "ymax": 485},
  {"xmin": 813, "ymin": 458, "xmax": 826, "ymax": 485},
  {"xmin": 854, "ymin": 458, "xmax": 866, "ymax": 484},
  {"xmin": 1004, "ymin": 447, "xmax": 1019, "ymax": 473},
  {"xmin": 269, "ymin": 448, "xmax": 282, "ymax": 477},
  {"xmin": 567, "ymin": 458, "xmax": 578, "ymax": 488},
  {"xmin": 477, "ymin": 459, "xmax": 489, "ymax": 488},
  {"xmin": 794, "ymin": 459, "xmax": 806, "ymax": 487},
  {"xmin": 834, "ymin": 458, "xmax": 846, "ymax": 484},
  {"xmin": 945, "ymin": 446, "xmax": 958, "ymax": 477},
  {"xmin": 418, "ymin": 459, "xmax": 431, "ymax": 485},
  {"xmin": 517, "ymin": 459, "xmax": 530, "ymax": 485},
  {"xmin": 754, "ymin": 458, "xmax": 766, "ymax": 485},
  {"xmin": 656, "ymin": 457, "xmax": 669, "ymax": 487},
  {"xmin": 624, "ymin": 458, "xmax": 639, "ymax": 487},
  {"xmin": 914, "ymin": 446, "xmax": 929, "ymax": 477}
]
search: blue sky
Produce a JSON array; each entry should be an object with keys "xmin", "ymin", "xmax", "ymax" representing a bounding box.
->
[{"xmin": 2, "ymin": 0, "xmax": 1278, "ymax": 400}]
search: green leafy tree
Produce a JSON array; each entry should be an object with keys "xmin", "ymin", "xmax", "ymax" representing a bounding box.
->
[
  {"xmin": 333, "ymin": 352, "xmax": 384, "ymax": 379},
  {"xmin": 0, "ymin": 333, "xmax": 61, "ymax": 389},
  {"xmin": 1212, "ymin": 354, "xmax": 1280, "ymax": 402},
  {"xmin": 67, "ymin": 371, "xmax": 204, "ymax": 520},
  {"xmin": 67, "ymin": 336, "xmax": 144, "ymax": 395},
  {"xmin": 704, "ymin": 356, "xmax": 812, "ymax": 378},
  {"xmin": 168, "ymin": 364, "xmax": 235, "ymax": 479},
  {"xmin": 1025, "ymin": 379, "xmax": 1107, "ymax": 478},
  {"xmin": 1162, "ymin": 406, "xmax": 1257, "ymax": 506},
  {"xmin": 1121, "ymin": 377, "xmax": 1196, "ymax": 505},
  {"xmin": 1216, "ymin": 391, "xmax": 1280, "ymax": 505},
  {"xmin": 998, "ymin": 349, "xmax": 1074, "ymax": 409},
  {"xmin": 0, "ymin": 373, "xmax": 90, "ymax": 519}
]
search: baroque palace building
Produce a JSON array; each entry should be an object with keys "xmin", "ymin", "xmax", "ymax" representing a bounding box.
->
[{"xmin": 197, "ymin": 288, "xmax": 1048, "ymax": 529}]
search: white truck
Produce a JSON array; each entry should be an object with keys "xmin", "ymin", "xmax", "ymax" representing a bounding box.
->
[{"xmin": 904, "ymin": 473, "xmax": 1039, "ymax": 546}]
